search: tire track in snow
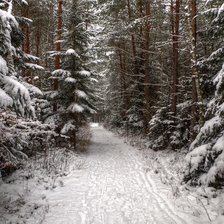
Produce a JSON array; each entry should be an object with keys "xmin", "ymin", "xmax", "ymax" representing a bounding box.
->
[
  {"xmin": 82, "ymin": 126, "xmax": 189, "ymax": 224},
  {"xmin": 86, "ymin": 126, "xmax": 187, "ymax": 224},
  {"xmin": 126, "ymin": 147, "xmax": 189, "ymax": 224},
  {"xmin": 121, "ymin": 146, "xmax": 187, "ymax": 224},
  {"xmin": 41, "ymin": 125, "xmax": 194, "ymax": 224}
]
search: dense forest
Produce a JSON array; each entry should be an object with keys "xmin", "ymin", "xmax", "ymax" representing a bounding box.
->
[{"xmin": 0, "ymin": 0, "xmax": 224, "ymax": 218}]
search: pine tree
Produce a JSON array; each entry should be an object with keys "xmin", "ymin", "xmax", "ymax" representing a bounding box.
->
[
  {"xmin": 184, "ymin": 1, "xmax": 224, "ymax": 187},
  {"xmin": 52, "ymin": 0, "xmax": 96, "ymax": 149},
  {"xmin": 0, "ymin": 0, "xmax": 36, "ymax": 118},
  {"xmin": 0, "ymin": 0, "xmax": 55, "ymax": 175}
]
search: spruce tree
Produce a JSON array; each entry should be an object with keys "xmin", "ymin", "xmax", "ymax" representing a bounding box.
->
[
  {"xmin": 185, "ymin": 1, "xmax": 224, "ymax": 187},
  {"xmin": 52, "ymin": 0, "xmax": 96, "ymax": 149},
  {"xmin": 0, "ymin": 0, "xmax": 37, "ymax": 117}
]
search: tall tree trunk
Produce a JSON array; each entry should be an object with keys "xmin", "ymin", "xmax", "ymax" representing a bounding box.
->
[
  {"xmin": 45, "ymin": 0, "xmax": 54, "ymax": 68},
  {"xmin": 118, "ymin": 44, "xmax": 129, "ymax": 118},
  {"xmin": 122, "ymin": 45, "xmax": 129, "ymax": 113},
  {"xmin": 36, "ymin": 19, "xmax": 41, "ymax": 58},
  {"xmin": 188, "ymin": 0, "xmax": 204, "ymax": 138},
  {"xmin": 119, "ymin": 47, "xmax": 124, "ymax": 101},
  {"xmin": 22, "ymin": 6, "xmax": 31, "ymax": 55},
  {"xmin": 22, "ymin": 5, "xmax": 31, "ymax": 82},
  {"xmin": 127, "ymin": 0, "xmax": 136, "ymax": 58},
  {"xmin": 171, "ymin": 0, "xmax": 180, "ymax": 115},
  {"xmin": 138, "ymin": 0, "xmax": 143, "ymax": 17},
  {"xmin": 53, "ymin": 0, "xmax": 63, "ymax": 112},
  {"xmin": 143, "ymin": 0, "xmax": 151, "ymax": 134}
]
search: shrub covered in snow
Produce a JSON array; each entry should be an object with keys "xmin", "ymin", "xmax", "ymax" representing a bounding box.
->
[
  {"xmin": 0, "ymin": 109, "xmax": 57, "ymax": 177},
  {"xmin": 184, "ymin": 98, "xmax": 224, "ymax": 187},
  {"xmin": 148, "ymin": 103, "xmax": 191, "ymax": 151}
]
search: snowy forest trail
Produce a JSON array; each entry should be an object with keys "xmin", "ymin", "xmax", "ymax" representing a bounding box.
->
[{"xmin": 42, "ymin": 125, "xmax": 198, "ymax": 224}]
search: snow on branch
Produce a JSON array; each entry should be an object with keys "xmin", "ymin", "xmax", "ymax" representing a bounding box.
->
[
  {"xmin": 16, "ymin": 16, "xmax": 32, "ymax": 26},
  {"xmin": 78, "ymin": 70, "xmax": 91, "ymax": 77},
  {"xmin": 214, "ymin": 3, "xmax": 224, "ymax": 22},
  {"xmin": 1, "ymin": 76, "xmax": 34, "ymax": 117},
  {"xmin": 24, "ymin": 63, "xmax": 44, "ymax": 71},
  {"xmin": 214, "ymin": 63, "xmax": 224, "ymax": 95},
  {"xmin": 0, "ymin": 88, "xmax": 13, "ymax": 107},
  {"xmin": 90, "ymin": 77, "xmax": 98, "ymax": 83},
  {"xmin": 61, "ymin": 120, "xmax": 76, "ymax": 134},
  {"xmin": 21, "ymin": 81, "xmax": 43, "ymax": 97},
  {"xmin": 52, "ymin": 69, "xmax": 71, "ymax": 78},
  {"xmin": 65, "ymin": 77, "xmax": 77, "ymax": 83},
  {"xmin": 75, "ymin": 89, "xmax": 88, "ymax": 99},
  {"xmin": 186, "ymin": 144, "xmax": 210, "ymax": 173},
  {"xmin": 66, "ymin": 49, "xmax": 80, "ymax": 58},
  {"xmin": 68, "ymin": 103, "xmax": 84, "ymax": 113},
  {"xmin": 15, "ymin": 0, "xmax": 28, "ymax": 5},
  {"xmin": 23, "ymin": 53, "xmax": 40, "ymax": 62},
  {"xmin": 82, "ymin": 104, "xmax": 96, "ymax": 114},
  {"xmin": 0, "ymin": 9, "xmax": 18, "ymax": 59},
  {"xmin": 0, "ymin": 56, "xmax": 8, "ymax": 75}
]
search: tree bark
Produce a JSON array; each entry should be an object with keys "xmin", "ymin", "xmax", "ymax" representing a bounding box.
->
[
  {"xmin": 22, "ymin": 6, "xmax": 31, "ymax": 54},
  {"xmin": 36, "ymin": 19, "xmax": 41, "ymax": 58},
  {"xmin": 143, "ymin": 0, "xmax": 151, "ymax": 134},
  {"xmin": 53, "ymin": 0, "xmax": 63, "ymax": 112},
  {"xmin": 188, "ymin": 0, "xmax": 204, "ymax": 138},
  {"xmin": 171, "ymin": 0, "xmax": 180, "ymax": 116},
  {"xmin": 118, "ymin": 44, "xmax": 129, "ymax": 118},
  {"xmin": 127, "ymin": 0, "xmax": 136, "ymax": 58},
  {"xmin": 22, "ymin": 5, "xmax": 31, "ymax": 82}
]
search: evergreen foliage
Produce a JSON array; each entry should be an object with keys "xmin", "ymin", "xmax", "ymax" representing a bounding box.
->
[
  {"xmin": 0, "ymin": 0, "xmax": 56, "ymax": 176},
  {"xmin": 0, "ymin": 0, "xmax": 224, "ymax": 190},
  {"xmin": 184, "ymin": 1, "xmax": 224, "ymax": 187},
  {"xmin": 0, "ymin": 1, "xmax": 35, "ymax": 117},
  {"xmin": 51, "ymin": 0, "xmax": 96, "ymax": 149}
]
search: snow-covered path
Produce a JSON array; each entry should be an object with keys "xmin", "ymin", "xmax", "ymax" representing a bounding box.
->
[{"xmin": 42, "ymin": 125, "xmax": 197, "ymax": 224}]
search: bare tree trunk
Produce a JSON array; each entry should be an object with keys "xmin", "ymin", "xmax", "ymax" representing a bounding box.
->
[
  {"xmin": 36, "ymin": 20, "xmax": 41, "ymax": 58},
  {"xmin": 22, "ymin": 5, "xmax": 32, "ymax": 82},
  {"xmin": 73, "ymin": 131, "xmax": 76, "ymax": 150},
  {"xmin": 143, "ymin": 0, "xmax": 151, "ymax": 134},
  {"xmin": 138, "ymin": 0, "xmax": 143, "ymax": 17},
  {"xmin": 171, "ymin": 0, "xmax": 180, "ymax": 116},
  {"xmin": 45, "ymin": 0, "xmax": 54, "ymax": 68},
  {"xmin": 53, "ymin": 0, "xmax": 63, "ymax": 112},
  {"xmin": 122, "ymin": 45, "xmax": 130, "ymax": 113},
  {"xmin": 119, "ymin": 47, "xmax": 124, "ymax": 101},
  {"xmin": 187, "ymin": 0, "xmax": 204, "ymax": 138},
  {"xmin": 21, "ymin": 6, "xmax": 31, "ymax": 55},
  {"xmin": 118, "ymin": 44, "xmax": 129, "ymax": 118},
  {"xmin": 127, "ymin": 0, "xmax": 136, "ymax": 58}
]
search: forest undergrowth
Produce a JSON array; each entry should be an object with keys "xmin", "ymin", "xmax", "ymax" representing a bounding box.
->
[{"xmin": 0, "ymin": 124, "xmax": 91, "ymax": 224}]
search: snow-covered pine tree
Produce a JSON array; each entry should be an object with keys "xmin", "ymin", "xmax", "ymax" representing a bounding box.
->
[
  {"xmin": 184, "ymin": 1, "xmax": 224, "ymax": 187},
  {"xmin": 52, "ymin": 0, "xmax": 96, "ymax": 149},
  {"xmin": 0, "ymin": 0, "xmax": 53, "ymax": 177},
  {"xmin": 0, "ymin": 0, "xmax": 42, "ymax": 118}
]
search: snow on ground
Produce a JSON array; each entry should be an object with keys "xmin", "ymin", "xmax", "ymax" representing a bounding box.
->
[
  {"xmin": 0, "ymin": 148, "xmax": 85, "ymax": 224},
  {"xmin": 1, "ymin": 125, "xmax": 223, "ymax": 223},
  {"xmin": 124, "ymin": 133, "xmax": 224, "ymax": 224},
  {"xmin": 90, "ymin": 122, "xmax": 99, "ymax": 128}
]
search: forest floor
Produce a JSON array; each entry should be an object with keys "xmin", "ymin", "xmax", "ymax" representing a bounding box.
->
[{"xmin": 0, "ymin": 124, "xmax": 223, "ymax": 224}]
